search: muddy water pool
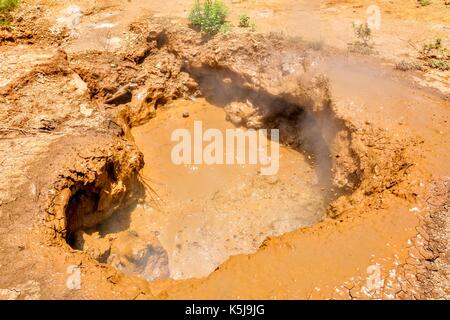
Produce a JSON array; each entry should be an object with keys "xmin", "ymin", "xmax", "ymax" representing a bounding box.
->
[{"xmin": 100, "ymin": 98, "xmax": 327, "ymax": 280}]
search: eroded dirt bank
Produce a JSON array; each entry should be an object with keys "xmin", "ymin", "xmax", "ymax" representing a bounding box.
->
[{"xmin": 0, "ymin": 1, "xmax": 449, "ymax": 300}]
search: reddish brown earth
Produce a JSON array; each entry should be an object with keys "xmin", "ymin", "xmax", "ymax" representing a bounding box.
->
[{"xmin": 0, "ymin": 0, "xmax": 448, "ymax": 300}]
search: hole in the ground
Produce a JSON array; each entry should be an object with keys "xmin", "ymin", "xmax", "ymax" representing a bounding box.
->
[
  {"xmin": 68, "ymin": 67, "xmax": 350, "ymax": 282},
  {"xmin": 66, "ymin": 188, "xmax": 101, "ymax": 247}
]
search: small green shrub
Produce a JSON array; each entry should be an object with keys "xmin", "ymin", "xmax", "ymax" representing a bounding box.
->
[
  {"xmin": 0, "ymin": 18, "xmax": 10, "ymax": 26},
  {"xmin": 427, "ymin": 59, "xmax": 449, "ymax": 71},
  {"xmin": 352, "ymin": 22, "xmax": 372, "ymax": 46},
  {"xmin": 348, "ymin": 22, "xmax": 374, "ymax": 54},
  {"xmin": 238, "ymin": 14, "xmax": 250, "ymax": 28},
  {"xmin": 0, "ymin": 0, "xmax": 19, "ymax": 12},
  {"xmin": 421, "ymin": 38, "xmax": 444, "ymax": 56},
  {"xmin": 189, "ymin": 0, "xmax": 229, "ymax": 34},
  {"xmin": 394, "ymin": 60, "xmax": 423, "ymax": 71},
  {"xmin": 0, "ymin": 0, "xmax": 19, "ymax": 26},
  {"xmin": 419, "ymin": 38, "xmax": 450, "ymax": 71},
  {"xmin": 417, "ymin": 0, "xmax": 431, "ymax": 6}
]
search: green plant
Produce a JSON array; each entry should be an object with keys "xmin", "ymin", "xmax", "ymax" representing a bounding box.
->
[
  {"xmin": 394, "ymin": 60, "xmax": 423, "ymax": 71},
  {"xmin": 0, "ymin": 0, "xmax": 19, "ymax": 26},
  {"xmin": 421, "ymin": 38, "xmax": 444, "ymax": 56},
  {"xmin": 352, "ymin": 22, "xmax": 372, "ymax": 46},
  {"xmin": 0, "ymin": 17, "xmax": 10, "ymax": 26},
  {"xmin": 419, "ymin": 38, "xmax": 450, "ymax": 71},
  {"xmin": 417, "ymin": 0, "xmax": 431, "ymax": 6},
  {"xmin": 188, "ymin": 0, "xmax": 229, "ymax": 34},
  {"xmin": 427, "ymin": 59, "xmax": 449, "ymax": 71},
  {"xmin": 238, "ymin": 14, "xmax": 250, "ymax": 28},
  {"xmin": 348, "ymin": 22, "xmax": 374, "ymax": 54},
  {"xmin": 0, "ymin": 0, "xmax": 19, "ymax": 12}
]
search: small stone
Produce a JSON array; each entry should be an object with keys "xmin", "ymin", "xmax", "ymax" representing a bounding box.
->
[
  {"xmin": 182, "ymin": 112, "xmax": 190, "ymax": 118},
  {"xmin": 79, "ymin": 105, "xmax": 93, "ymax": 117},
  {"xmin": 71, "ymin": 74, "xmax": 88, "ymax": 95}
]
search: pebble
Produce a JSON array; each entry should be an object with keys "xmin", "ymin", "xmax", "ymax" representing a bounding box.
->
[{"xmin": 79, "ymin": 105, "xmax": 93, "ymax": 117}]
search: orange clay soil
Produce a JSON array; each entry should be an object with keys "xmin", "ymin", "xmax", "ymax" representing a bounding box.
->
[{"xmin": 0, "ymin": 0, "xmax": 448, "ymax": 300}]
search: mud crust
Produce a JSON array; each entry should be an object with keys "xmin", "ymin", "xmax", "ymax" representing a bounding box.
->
[{"xmin": 41, "ymin": 135, "xmax": 144, "ymax": 244}]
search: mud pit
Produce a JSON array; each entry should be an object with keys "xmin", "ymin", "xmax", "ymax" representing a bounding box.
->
[
  {"xmin": 68, "ymin": 29, "xmax": 350, "ymax": 281},
  {"xmin": 0, "ymin": 1, "xmax": 449, "ymax": 300},
  {"xmin": 83, "ymin": 99, "xmax": 327, "ymax": 280}
]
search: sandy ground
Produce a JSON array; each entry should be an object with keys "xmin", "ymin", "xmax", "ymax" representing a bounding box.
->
[{"xmin": 0, "ymin": 0, "xmax": 448, "ymax": 300}]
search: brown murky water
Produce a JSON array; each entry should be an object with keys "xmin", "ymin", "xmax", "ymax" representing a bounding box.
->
[{"xmin": 101, "ymin": 99, "xmax": 327, "ymax": 280}]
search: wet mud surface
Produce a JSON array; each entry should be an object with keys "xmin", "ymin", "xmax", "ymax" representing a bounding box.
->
[{"xmin": 96, "ymin": 99, "xmax": 326, "ymax": 280}]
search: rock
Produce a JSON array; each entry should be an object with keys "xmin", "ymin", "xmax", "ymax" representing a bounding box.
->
[
  {"xmin": 79, "ymin": 104, "xmax": 93, "ymax": 117},
  {"xmin": 225, "ymin": 101, "xmax": 257, "ymax": 119},
  {"xmin": 246, "ymin": 114, "xmax": 264, "ymax": 129},
  {"xmin": 224, "ymin": 101, "xmax": 258, "ymax": 126},
  {"xmin": 182, "ymin": 112, "xmax": 190, "ymax": 118},
  {"xmin": 71, "ymin": 74, "xmax": 88, "ymax": 95},
  {"xmin": 184, "ymin": 78, "xmax": 198, "ymax": 90},
  {"xmin": 39, "ymin": 118, "xmax": 56, "ymax": 131}
]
